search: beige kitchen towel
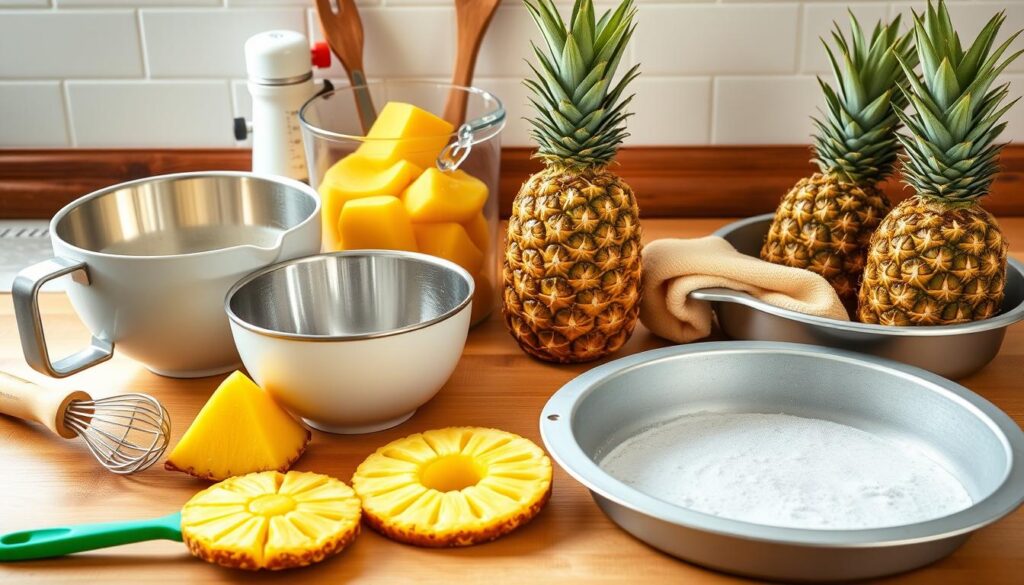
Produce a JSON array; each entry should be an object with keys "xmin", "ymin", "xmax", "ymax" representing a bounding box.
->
[{"xmin": 640, "ymin": 236, "xmax": 850, "ymax": 343}]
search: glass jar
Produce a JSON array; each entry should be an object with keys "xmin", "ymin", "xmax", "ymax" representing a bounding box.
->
[{"xmin": 299, "ymin": 80, "xmax": 505, "ymax": 326}]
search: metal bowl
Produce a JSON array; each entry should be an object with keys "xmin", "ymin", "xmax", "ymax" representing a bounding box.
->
[
  {"xmin": 541, "ymin": 341, "xmax": 1024, "ymax": 582},
  {"xmin": 14, "ymin": 171, "xmax": 321, "ymax": 378},
  {"xmin": 690, "ymin": 214, "xmax": 1024, "ymax": 378},
  {"xmin": 226, "ymin": 250, "xmax": 474, "ymax": 434}
]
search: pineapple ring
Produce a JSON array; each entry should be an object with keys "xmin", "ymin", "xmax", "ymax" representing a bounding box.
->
[
  {"xmin": 181, "ymin": 470, "xmax": 362, "ymax": 571},
  {"xmin": 352, "ymin": 427, "xmax": 553, "ymax": 547}
]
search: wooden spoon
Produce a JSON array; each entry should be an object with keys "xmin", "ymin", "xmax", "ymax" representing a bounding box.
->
[
  {"xmin": 315, "ymin": 0, "xmax": 377, "ymax": 132},
  {"xmin": 444, "ymin": 0, "xmax": 503, "ymax": 126}
]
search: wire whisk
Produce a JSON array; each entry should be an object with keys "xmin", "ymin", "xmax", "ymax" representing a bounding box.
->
[{"xmin": 0, "ymin": 371, "xmax": 171, "ymax": 474}]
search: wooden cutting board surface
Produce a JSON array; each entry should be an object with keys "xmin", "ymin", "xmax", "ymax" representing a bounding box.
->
[{"xmin": 0, "ymin": 218, "xmax": 1021, "ymax": 584}]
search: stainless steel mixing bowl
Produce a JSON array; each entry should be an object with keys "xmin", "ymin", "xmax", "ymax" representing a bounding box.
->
[
  {"xmin": 690, "ymin": 214, "xmax": 1024, "ymax": 378},
  {"xmin": 14, "ymin": 171, "xmax": 321, "ymax": 378},
  {"xmin": 226, "ymin": 250, "xmax": 474, "ymax": 433},
  {"xmin": 541, "ymin": 341, "xmax": 1024, "ymax": 582}
]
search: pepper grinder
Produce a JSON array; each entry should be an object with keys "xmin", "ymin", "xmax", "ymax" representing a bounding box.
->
[{"xmin": 234, "ymin": 30, "xmax": 332, "ymax": 182}]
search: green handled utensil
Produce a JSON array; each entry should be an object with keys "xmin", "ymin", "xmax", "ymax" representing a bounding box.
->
[{"xmin": 0, "ymin": 512, "xmax": 182, "ymax": 561}]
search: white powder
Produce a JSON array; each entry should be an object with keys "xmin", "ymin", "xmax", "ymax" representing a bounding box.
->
[{"xmin": 599, "ymin": 412, "xmax": 973, "ymax": 530}]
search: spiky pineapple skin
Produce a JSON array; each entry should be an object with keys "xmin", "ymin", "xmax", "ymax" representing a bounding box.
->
[
  {"xmin": 857, "ymin": 196, "xmax": 1007, "ymax": 325},
  {"xmin": 761, "ymin": 173, "xmax": 890, "ymax": 309},
  {"xmin": 503, "ymin": 167, "xmax": 642, "ymax": 363}
]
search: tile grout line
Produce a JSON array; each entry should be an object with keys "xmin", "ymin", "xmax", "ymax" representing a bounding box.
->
[
  {"xmin": 136, "ymin": 9, "xmax": 150, "ymax": 80},
  {"xmin": 708, "ymin": 77, "xmax": 718, "ymax": 145},
  {"xmin": 59, "ymin": 79, "xmax": 77, "ymax": 147}
]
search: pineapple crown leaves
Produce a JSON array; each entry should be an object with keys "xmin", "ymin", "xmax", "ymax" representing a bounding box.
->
[
  {"xmin": 895, "ymin": 0, "xmax": 1023, "ymax": 202},
  {"xmin": 811, "ymin": 12, "xmax": 916, "ymax": 184},
  {"xmin": 523, "ymin": 0, "xmax": 640, "ymax": 170}
]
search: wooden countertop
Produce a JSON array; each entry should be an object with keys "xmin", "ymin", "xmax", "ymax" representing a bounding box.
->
[{"xmin": 1, "ymin": 218, "xmax": 1022, "ymax": 584}]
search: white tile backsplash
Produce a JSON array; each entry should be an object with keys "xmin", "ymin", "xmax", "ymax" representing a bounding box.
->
[
  {"xmin": 713, "ymin": 76, "xmax": 820, "ymax": 145},
  {"xmin": 67, "ymin": 80, "xmax": 234, "ymax": 146},
  {"xmin": 628, "ymin": 77, "xmax": 712, "ymax": 145},
  {"xmin": 0, "ymin": 10, "xmax": 143, "ymax": 78},
  {"xmin": 141, "ymin": 8, "xmax": 307, "ymax": 77},
  {"xmin": 57, "ymin": 0, "xmax": 216, "ymax": 6},
  {"xmin": 1, "ymin": 1, "xmax": 1022, "ymax": 147},
  {"xmin": 636, "ymin": 4, "xmax": 800, "ymax": 75},
  {"xmin": 361, "ymin": 7, "xmax": 456, "ymax": 78},
  {"xmin": 0, "ymin": 82, "xmax": 69, "ymax": 146}
]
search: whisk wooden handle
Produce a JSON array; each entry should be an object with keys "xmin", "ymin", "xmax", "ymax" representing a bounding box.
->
[{"xmin": 0, "ymin": 371, "xmax": 91, "ymax": 439}]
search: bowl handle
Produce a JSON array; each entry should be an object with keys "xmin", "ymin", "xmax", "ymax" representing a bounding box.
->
[{"xmin": 12, "ymin": 258, "xmax": 113, "ymax": 378}]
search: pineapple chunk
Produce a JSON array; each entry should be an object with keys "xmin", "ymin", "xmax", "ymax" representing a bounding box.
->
[
  {"xmin": 318, "ymin": 154, "xmax": 421, "ymax": 251},
  {"xmin": 165, "ymin": 371, "xmax": 310, "ymax": 481},
  {"xmin": 338, "ymin": 195, "xmax": 418, "ymax": 251},
  {"xmin": 462, "ymin": 212, "xmax": 491, "ymax": 255},
  {"xmin": 356, "ymin": 102, "xmax": 455, "ymax": 169},
  {"xmin": 403, "ymin": 168, "xmax": 488, "ymax": 223},
  {"xmin": 182, "ymin": 471, "xmax": 362, "ymax": 571},
  {"xmin": 352, "ymin": 427, "xmax": 552, "ymax": 547},
  {"xmin": 413, "ymin": 223, "xmax": 484, "ymax": 274}
]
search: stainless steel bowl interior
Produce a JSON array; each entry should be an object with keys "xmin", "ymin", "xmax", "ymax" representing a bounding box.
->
[
  {"xmin": 53, "ymin": 172, "xmax": 319, "ymax": 256},
  {"xmin": 711, "ymin": 214, "xmax": 1024, "ymax": 334},
  {"xmin": 226, "ymin": 251, "xmax": 474, "ymax": 341},
  {"xmin": 542, "ymin": 342, "xmax": 1024, "ymax": 548}
]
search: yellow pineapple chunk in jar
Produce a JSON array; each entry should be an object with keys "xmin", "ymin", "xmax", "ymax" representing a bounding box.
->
[
  {"xmin": 318, "ymin": 154, "xmax": 421, "ymax": 251},
  {"xmin": 181, "ymin": 471, "xmax": 362, "ymax": 571},
  {"xmin": 403, "ymin": 168, "xmax": 489, "ymax": 223},
  {"xmin": 356, "ymin": 102, "xmax": 455, "ymax": 169},
  {"xmin": 413, "ymin": 223, "xmax": 484, "ymax": 274},
  {"xmin": 338, "ymin": 195, "xmax": 418, "ymax": 252},
  {"xmin": 351, "ymin": 427, "xmax": 552, "ymax": 547},
  {"xmin": 462, "ymin": 212, "xmax": 491, "ymax": 255},
  {"xmin": 165, "ymin": 371, "xmax": 310, "ymax": 481}
]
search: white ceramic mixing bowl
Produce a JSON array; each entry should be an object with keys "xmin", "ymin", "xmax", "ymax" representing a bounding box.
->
[{"xmin": 225, "ymin": 250, "xmax": 474, "ymax": 434}]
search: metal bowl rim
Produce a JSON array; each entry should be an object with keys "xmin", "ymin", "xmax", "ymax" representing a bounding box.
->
[
  {"xmin": 540, "ymin": 341, "xmax": 1024, "ymax": 548},
  {"xmin": 47, "ymin": 171, "xmax": 322, "ymax": 261},
  {"xmin": 698, "ymin": 214, "xmax": 1024, "ymax": 336},
  {"xmin": 224, "ymin": 249, "xmax": 475, "ymax": 342}
]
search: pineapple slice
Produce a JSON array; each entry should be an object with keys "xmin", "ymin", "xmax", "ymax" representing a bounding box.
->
[
  {"xmin": 165, "ymin": 371, "xmax": 310, "ymax": 481},
  {"xmin": 351, "ymin": 427, "xmax": 552, "ymax": 547},
  {"xmin": 181, "ymin": 470, "xmax": 362, "ymax": 571}
]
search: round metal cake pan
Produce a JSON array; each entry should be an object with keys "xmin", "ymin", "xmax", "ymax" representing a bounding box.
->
[
  {"xmin": 541, "ymin": 342, "xmax": 1024, "ymax": 582},
  {"xmin": 690, "ymin": 214, "xmax": 1024, "ymax": 379}
]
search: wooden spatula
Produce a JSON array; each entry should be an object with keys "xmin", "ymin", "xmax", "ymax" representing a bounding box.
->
[
  {"xmin": 444, "ymin": 0, "xmax": 503, "ymax": 126},
  {"xmin": 315, "ymin": 0, "xmax": 377, "ymax": 132}
]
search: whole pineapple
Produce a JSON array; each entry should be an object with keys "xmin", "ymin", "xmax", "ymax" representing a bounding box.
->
[
  {"xmin": 503, "ymin": 0, "xmax": 642, "ymax": 363},
  {"xmin": 762, "ymin": 14, "xmax": 915, "ymax": 310},
  {"xmin": 859, "ymin": 1, "xmax": 1021, "ymax": 325}
]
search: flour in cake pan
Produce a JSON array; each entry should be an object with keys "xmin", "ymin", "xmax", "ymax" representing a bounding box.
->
[{"xmin": 599, "ymin": 413, "xmax": 973, "ymax": 530}]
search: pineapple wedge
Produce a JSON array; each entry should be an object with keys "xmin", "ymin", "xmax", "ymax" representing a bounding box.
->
[
  {"xmin": 165, "ymin": 371, "xmax": 310, "ymax": 481},
  {"xmin": 352, "ymin": 427, "xmax": 552, "ymax": 547},
  {"xmin": 181, "ymin": 470, "xmax": 362, "ymax": 571}
]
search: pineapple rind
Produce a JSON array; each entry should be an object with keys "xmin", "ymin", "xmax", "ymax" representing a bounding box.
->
[
  {"xmin": 858, "ymin": 1, "xmax": 1021, "ymax": 325},
  {"xmin": 761, "ymin": 173, "xmax": 891, "ymax": 309},
  {"xmin": 181, "ymin": 471, "xmax": 361, "ymax": 571},
  {"xmin": 857, "ymin": 196, "xmax": 1007, "ymax": 324},
  {"xmin": 352, "ymin": 427, "xmax": 553, "ymax": 547},
  {"xmin": 504, "ymin": 167, "xmax": 642, "ymax": 363}
]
